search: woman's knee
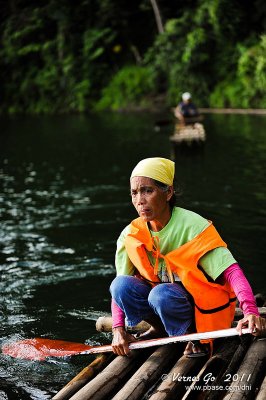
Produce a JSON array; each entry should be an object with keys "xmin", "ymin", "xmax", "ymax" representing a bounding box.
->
[
  {"xmin": 148, "ymin": 284, "xmax": 168, "ymax": 309},
  {"xmin": 110, "ymin": 275, "xmax": 152, "ymax": 304},
  {"xmin": 110, "ymin": 275, "xmax": 133, "ymax": 299},
  {"xmin": 148, "ymin": 283, "xmax": 189, "ymax": 311}
]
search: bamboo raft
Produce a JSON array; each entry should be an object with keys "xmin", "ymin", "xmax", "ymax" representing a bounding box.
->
[
  {"xmin": 170, "ymin": 122, "xmax": 206, "ymax": 145},
  {"xmin": 53, "ymin": 307, "xmax": 266, "ymax": 400}
]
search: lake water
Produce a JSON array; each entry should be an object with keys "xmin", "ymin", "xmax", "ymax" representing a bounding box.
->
[{"xmin": 0, "ymin": 112, "xmax": 265, "ymax": 399}]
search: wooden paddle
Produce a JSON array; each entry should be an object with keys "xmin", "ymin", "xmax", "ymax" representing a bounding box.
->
[{"xmin": 2, "ymin": 327, "xmax": 251, "ymax": 361}]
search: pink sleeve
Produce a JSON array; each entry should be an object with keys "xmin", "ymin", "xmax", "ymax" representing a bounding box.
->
[
  {"xmin": 223, "ymin": 263, "xmax": 259, "ymax": 316},
  {"xmin": 111, "ymin": 298, "xmax": 125, "ymax": 328}
]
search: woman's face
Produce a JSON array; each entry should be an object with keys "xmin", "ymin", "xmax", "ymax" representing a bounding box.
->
[{"xmin": 130, "ymin": 176, "xmax": 173, "ymax": 229}]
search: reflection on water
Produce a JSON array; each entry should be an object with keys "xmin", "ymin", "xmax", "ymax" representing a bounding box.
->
[{"xmin": 0, "ymin": 112, "xmax": 265, "ymax": 398}]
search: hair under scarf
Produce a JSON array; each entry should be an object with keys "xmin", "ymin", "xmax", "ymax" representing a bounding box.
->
[{"xmin": 130, "ymin": 157, "xmax": 175, "ymax": 185}]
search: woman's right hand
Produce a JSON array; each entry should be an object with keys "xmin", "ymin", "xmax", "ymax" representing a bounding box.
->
[{"xmin": 112, "ymin": 326, "xmax": 136, "ymax": 356}]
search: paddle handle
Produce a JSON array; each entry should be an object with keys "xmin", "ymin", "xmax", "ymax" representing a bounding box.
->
[{"xmin": 84, "ymin": 327, "xmax": 251, "ymax": 355}]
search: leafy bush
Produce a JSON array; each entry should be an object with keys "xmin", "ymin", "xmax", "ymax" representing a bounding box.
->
[
  {"xmin": 209, "ymin": 78, "xmax": 244, "ymax": 108},
  {"xmin": 210, "ymin": 36, "xmax": 266, "ymax": 108},
  {"xmin": 95, "ymin": 65, "xmax": 155, "ymax": 110},
  {"xmin": 237, "ymin": 35, "xmax": 266, "ymax": 107}
]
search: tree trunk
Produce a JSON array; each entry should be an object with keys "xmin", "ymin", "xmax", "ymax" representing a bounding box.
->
[{"xmin": 150, "ymin": 0, "xmax": 164, "ymax": 34}]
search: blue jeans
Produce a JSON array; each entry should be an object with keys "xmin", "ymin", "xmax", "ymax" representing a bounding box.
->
[{"xmin": 110, "ymin": 275, "xmax": 194, "ymax": 336}]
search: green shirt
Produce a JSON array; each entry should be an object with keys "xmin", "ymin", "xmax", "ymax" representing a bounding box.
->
[{"xmin": 115, "ymin": 207, "xmax": 237, "ymax": 281}]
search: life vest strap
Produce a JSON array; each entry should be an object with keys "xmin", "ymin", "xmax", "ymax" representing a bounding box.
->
[{"xmin": 195, "ymin": 297, "xmax": 237, "ymax": 314}]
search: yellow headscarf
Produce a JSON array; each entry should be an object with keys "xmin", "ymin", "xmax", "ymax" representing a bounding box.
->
[{"xmin": 130, "ymin": 157, "xmax": 175, "ymax": 185}]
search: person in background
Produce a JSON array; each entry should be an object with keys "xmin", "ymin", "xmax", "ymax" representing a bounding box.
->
[
  {"xmin": 110, "ymin": 157, "xmax": 265, "ymax": 357},
  {"xmin": 174, "ymin": 92, "xmax": 199, "ymax": 125}
]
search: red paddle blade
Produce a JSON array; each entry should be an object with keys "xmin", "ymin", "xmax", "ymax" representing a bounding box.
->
[{"xmin": 2, "ymin": 338, "xmax": 93, "ymax": 360}]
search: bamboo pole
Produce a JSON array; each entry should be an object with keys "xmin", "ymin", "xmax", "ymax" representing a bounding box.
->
[
  {"xmin": 55, "ymin": 308, "xmax": 265, "ymax": 399},
  {"xmin": 111, "ymin": 344, "xmax": 181, "ymax": 400},
  {"xmin": 148, "ymin": 354, "xmax": 206, "ymax": 400},
  {"xmin": 222, "ymin": 338, "xmax": 266, "ymax": 400},
  {"xmin": 235, "ymin": 306, "xmax": 266, "ymax": 318},
  {"xmin": 181, "ymin": 337, "xmax": 241, "ymax": 400},
  {"xmin": 95, "ymin": 317, "xmax": 150, "ymax": 333},
  {"xmin": 199, "ymin": 108, "xmax": 266, "ymax": 115},
  {"xmin": 68, "ymin": 349, "xmax": 150, "ymax": 400},
  {"xmin": 256, "ymin": 375, "xmax": 266, "ymax": 400},
  {"xmin": 206, "ymin": 335, "xmax": 253, "ymax": 400},
  {"xmin": 95, "ymin": 308, "xmax": 266, "ymax": 333},
  {"xmin": 52, "ymin": 354, "xmax": 111, "ymax": 400}
]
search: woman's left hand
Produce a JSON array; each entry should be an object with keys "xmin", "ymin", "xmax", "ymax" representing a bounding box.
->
[{"xmin": 236, "ymin": 314, "xmax": 266, "ymax": 336}]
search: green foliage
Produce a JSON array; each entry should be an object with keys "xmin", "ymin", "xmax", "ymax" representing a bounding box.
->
[
  {"xmin": 144, "ymin": 1, "xmax": 266, "ymax": 108},
  {"xmin": 95, "ymin": 66, "xmax": 154, "ymax": 110},
  {"xmin": 237, "ymin": 35, "xmax": 266, "ymax": 106},
  {"xmin": 210, "ymin": 35, "xmax": 266, "ymax": 108},
  {"xmin": 144, "ymin": 12, "xmax": 213, "ymax": 106},
  {"xmin": 209, "ymin": 78, "xmax": 245, "ymax": 108},
  {"xmin": 0, "ymin": 0, "xmax": 265, "ymax": 113},
  {"xmin": 0, "ymin": 2, "xmax": 118, "ymax": 113}
]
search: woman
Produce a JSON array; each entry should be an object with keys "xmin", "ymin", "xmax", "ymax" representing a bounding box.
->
[{"xmin": 110, "ymin": 157, "xmax": 264, "ymax": 357}]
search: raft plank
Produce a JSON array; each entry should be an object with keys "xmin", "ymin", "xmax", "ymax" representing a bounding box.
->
[
  {"xmin": 255, "ymin": 375, "xmax": 266, "ymax": 400},
  {"xmin": 52, "ymin": 354, "xmax": 111, "ymax": 400},
  {"xmin": 235, "ymin": 307, "xmax": 266, "ymax": 319},
  {"xmin": 222, "ymin": 338, "xmax": 266, "ymax": 400},
  {"xmin": 206, "ymin": 335, "xmax": 253, "ymax": 400},
  {"xmin": 111, "ymin": 344, "xmax": 181, "ymax": 400},
  {"xmin": 95, "ymin": 308, "xmax": 266, "ymax": 333},
  {"xmin": 148, "ymin": 355, "xmax": 206, "ymax": 400},
  {"xmin": 181, "ymin": 337, "xmax": 241, "ymax": 400},
  {"xmin": 68, "ymin": 349, "xmax": 151, "ymax": 400},
  {"xmin": 96, "ymin": 317, "xmax": 150, "ymax": 333}
]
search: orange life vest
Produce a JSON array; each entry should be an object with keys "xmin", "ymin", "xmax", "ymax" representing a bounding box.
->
[{"xmin": 124, "ymin": 217, "xmax": 236, "ymax": 334}]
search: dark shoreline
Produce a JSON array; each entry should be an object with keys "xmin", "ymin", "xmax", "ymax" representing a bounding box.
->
[{"xmin": 199, "ymin": 108, "xmax": 266, "ymax": 115}]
